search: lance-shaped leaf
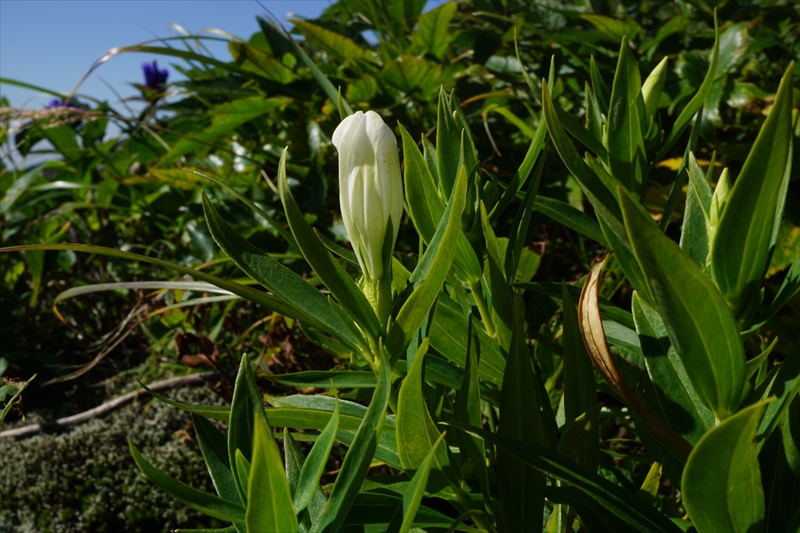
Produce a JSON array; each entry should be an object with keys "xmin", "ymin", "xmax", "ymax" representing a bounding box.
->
[
  {"xmin": 680, "ymin": 152, "xmax": 713, "ymax": 266},
  {"xmin": 202, "ymin": 192, "xmax": 361, "ymax": 352},
  {"xmin": 619, "ymin": 187, "xmax": 745, "ymax": 420},
  {"xmin": 311, "ymin": 349, "xmax": 391, "ymax": 533},
  {"xmin": 387, "ymin": 166, "xmax": 467, "ymax": 360},
  {"xmin": 0, "ymin": 243, "xmax": 304, "ymax": 328},
  {"xmin": 455, "ymin": 324, "xmax": 493, "ymax": 524},
  {"xmin": 562, "ymin": 284, "xmax": 600, "ymax": 471},
  {"xmin": 632, "ymin": 293, "xmax": 714, "ymax": 446},
  {"xmin": 129, "ymin": 440, "xmax": 245, "ymax": 524},
  {"xmin": 246, "ymin": 411, "xmax": 298, "ymax": 532},
  {"xmin": 757, "ymin": 343, "xmax": 800, "ymax": 448},
  {"xmin": 658, "ymin": 15, "xmax": 719, "ymax": 159},
  {"xmin": 542, "ymin": 79, "xmax": 651, "ymax": 302},
  {"xmin": 192, "ymin": 415, "xmax": 242, "ymax": 508},
  {"xmin": 228, "ymin": 355, "xmax": 271, "ymax": 504},
  {"xmin": 480, "ymin": 202, "xmax": 512, "ymax": 351},
  {"xmin": 759, "ymin": 394, "xmax": 800, "ymax": 533},
  {"xmin": 436, "ymin": 87, "xmax": 461, "ymax": 199},
  {"xmin": 682, "ymin": 399, "xmax": 771, "ymax": 533},
  {"xmin": 589, "ymin": 55, "xmax": 610, "ymax": 115},
  {"xmin": 277, "ymin": 148, "xmax": 381, "ymax": 339},
  {"xmin": 396, "ymin": 340, "xmax": 457, "ymax": 494},
  {"xmin": 294, "ymin": 392, "xmax": 340, "ymax": 514},
  {"xmin": 498, "ymin": 294, "xmax": 546, "ymax": 532},
  {"xmin": 400, "ymin": 124, "xmax": 481, "ymax": 283},
  {"xmin": 606, "ymin": 37, "xmax": 647, "ymax": 197},
  {"xmin": 386, "ymin": 433, "xmax": 448, "ymax": 533},
  {"xmin": 445, "ymin": 422, "xmax": 683, "ymax": 533},
  {"xmin": 710, "ymin": 63, "xmax": 795, "ymax": 319}
]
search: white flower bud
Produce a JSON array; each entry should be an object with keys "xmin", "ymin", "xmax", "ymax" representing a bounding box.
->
[{"xmin": 333, "ymin": 111, "xmax": 403, "ymax": 281}]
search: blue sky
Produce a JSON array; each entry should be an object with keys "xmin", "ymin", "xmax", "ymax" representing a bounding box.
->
[{"xmin": 0, "ymin": 1, "xmax": 332, "ymax": 110}]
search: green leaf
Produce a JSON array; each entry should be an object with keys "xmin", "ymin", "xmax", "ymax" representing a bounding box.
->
[
  {"xmin": 747, "ymin": 253, "xmax": 800, "ymax": 334},
  {"xmin": 291, "ymin": 20, "xmax": 371, "ymax": 64},
  {"xmin": 710, "ymin": 63, "xmax": 795, "ymax": 319},
  {"xmin": 400, "ymin": 123, "xmax": 480, "ymax": 283},
  {"xmin": 542, "ymin": 78, "xmax": 652, "ymax": 300},
  {"xmin": 294, "ymin": 393, "xmax": 339, "ymax": 514},
  {"xmin": 407, "ymin": 3, "xmax": 456, "ymax": 59},
  {"xmin": 429, "ymin": 294, "xmax": 505, "ymax": 386},
  {"xmin": 497, "ymin": 295, "xmax": 546, "ymax": 531},
  {"xmin": 1, "ymin": 244, "xmax": 298, "ymax": 322},
  {"xmin": 247, "ymin": 409, "xmax": 298, "ymax": 532},
  {"xmin": 562, "ymin": 285, "xmax": 600, "ymax": 471},
  {"xmin": 505, "ymin": 155, "xmax": 544, "ymax": 286},
  {"xmin": 311, "ymin": 350, "xmax": 392, "ymax": 533},
  {"xmin": 281, "ymin": 22, "xmax": 352, "ymax": 117},
  {"xmin": 757, "ymin": 343, "xmax": 800, "ymax": 448},
  {"xmin": 455, "ymin": 325, "xmax": 492, "ymax": 524},
  {"xmin": 192, "ymin": 415, "xmax": 242, "ymax": 506},
  {"xmin": 228, "ymin": 355, "xmax": 271, "ymax": 504},
  {"xmin": 387, "ymin": 166, "xmax": 467, "ymax": 359},
  {"xmin": 202, "ymin": 192, "xmax": 361, "ymax": 352},
  {"xmin": 284, "ymin": 430, "xmax": 327, "ymax": 531},
  {"xmin": 269, "ymin": 371, "xmax": 376, "ymax": 389},
  {"xmin": 234, "ymin": 450, "xmax": 251, "ymax": 496},
  {"xmin": 682, "ymin": 400, "xmax": 770, "ymax": 533},
  {"xmin": 387, "ymin": 433, "xmax": 447, "ymax": 533},
  {"xmin": 129, "ymin": 440, "xmax": 245, "ymax": 523},
  {"xmin": 381, "ymin": 55, "xmax": 442, "ymax": 101},
  {"xmin": 619, "ymin": 187, "xmax": 745, "ymax": 420},
  {"xmin": 534, "ymin": 196, "xmax": 608, "ymax": 245},
  {"xmin": 606, "ymin": 37, "xmax": 647, "ymax": 197},
  {"xmin": 632, "ymin": 293, "xmax": 715, "ymax": 446},
  {"xmin": 277, "ymin": 149, "xmax": 381, "ymax": 340},
  {"xmin": 480, "ymin": 202, "xmax": 513, "ymax": 351},
  {"xmin": 680, "ymin": 153, "xmax": 713, "ymax": 266},
  {"xmin": 637, "ymin": 461, "xmax": 663, "ymax": 505},
  {"xmin": 400, "ymin": 123, "xmax": 445, "ymax": 243},
  {"xmin": 228, "ymin": 41, "xmax": 295, "ymax": 83},
  {"xmin": 589, "ymin": 55, "xmax": 610, "ymax": 115},
  {"xmin": 547, "ymin": 485, "xmax": 639, "ymax": 533},
  {"xmin": 139, "ymin": 382, "xmax": 229, "ymax": 420},
  {"xmin": 490, "ymin": 120, "xmax": 547, "ymax": 222},
  {"xmin": 759, "ymin": 395, "xmax": 800, "ymax": 533},
  {"xmin": 661, "ymin": 107, "xmax": 704, "ymax": 232},
  {"xmin": 436, "ymin": 87, "xmax": 461, "ymax": 199},
  {"xmin": 0, "ymin": 164, "xmax": 45, "ymax": 215},
  {"xmin": 446, "ymin": 422, "xmax": 682, "ymax": 533},
  {"xmin": 580, "ymin": 14, "xmax": 640, "ymax": 42},
  {"xmin": 642, "ymin": 57, "xmax": 668, "ymax": 120},
  {"xmin": 554, "ymin": 104, "xmax": 608, "ymax": 160},
  {"xmin": 396, "ymin": 340, "xmax": 455, "ymax": 496},
  {"xmin": 659, "ymin": 16, "xmax": 719, "ymax": 159},
  {"xmin": 339, "ymin": 492, "xmax": 473, "ymax": 531},
  {"xmin": 166, "ymin": 97, "xmax": 286, "ymax": 162}
]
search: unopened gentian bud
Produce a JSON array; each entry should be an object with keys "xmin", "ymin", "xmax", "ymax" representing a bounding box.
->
[
  {"xmin": 332, "ymin": 111, "xmax": 403, "ymax": 281},
  {"xmin": 710, "ymin": 168, "xmax": 731, "ymax": 229},
  {"xmin": 332, "ymin": 111, "xmax": 403, "ymax": 327},
  {"xmin": 142, "ymin": 60, "xmax": 169, "ymax": 92}
]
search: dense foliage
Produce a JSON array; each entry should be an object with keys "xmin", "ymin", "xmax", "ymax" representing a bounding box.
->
[{"xmin": 1, "ymin": 0, "xmax": 799, "ymax": 532}]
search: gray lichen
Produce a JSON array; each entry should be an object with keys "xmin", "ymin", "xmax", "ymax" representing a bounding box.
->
[{"xmin": 0, "ymin": 385, "xmax": 226, "ymax": 533}]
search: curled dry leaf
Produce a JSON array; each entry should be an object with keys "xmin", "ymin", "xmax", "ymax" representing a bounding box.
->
[{"xmin": 578, "ymin": 257, "xmax": 693, "ymax": 461}]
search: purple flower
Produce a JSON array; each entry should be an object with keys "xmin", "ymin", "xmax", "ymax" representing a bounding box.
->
[
  {"xmin": 45, "ymin": 98, "xmax": 83, "ymax": 109},
  {"xmin": 142, "ymin": 60, "xmax": 169, "ymax": 91}
]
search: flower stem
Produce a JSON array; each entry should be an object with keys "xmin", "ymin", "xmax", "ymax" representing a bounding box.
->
[{"xmin": 364, "ymin": 275, "xmax": 393, "ymax": 332}]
